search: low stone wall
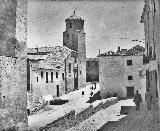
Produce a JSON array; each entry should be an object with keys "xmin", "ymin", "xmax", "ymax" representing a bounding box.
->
[
  {"xmin": 104, "ymin": 97, "xmax": 118, "ymax": 108},
  {"xmin": 34, "ymin": 97, "xmax": 118, "ymax": 131},
  {"xmin": 75, "ymin": 104, "xmax": 93, "ymax": 124},
  {"xmin": 120, "ymin": 106, "xmax": 135, "ymax": 115},
  {"xmin": 92, "ymin": 101, "xmax": 103, "ymax": 114},
  {"xmin": 38, "ymin": 110, "xmax": 75, "ymax": 131}
]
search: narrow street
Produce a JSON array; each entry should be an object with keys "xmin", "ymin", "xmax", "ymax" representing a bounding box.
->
[
  {"xmin": 67, "ymin": 99, "xmax": 134, "ymax": 131},
  {"xmin": 67, "ymin": 100, "xmax": 160, "ymax": 131},
  {"xmin": 28, "ymin": 83, "xmax": 99, "ymax": 129},
  {"xmin": 104, "ymin": 102, "xmax": 160, "ymax": 131},
  {"xmin": 1, "ymin": 1, "xmax": 160, "ymax": 131}
]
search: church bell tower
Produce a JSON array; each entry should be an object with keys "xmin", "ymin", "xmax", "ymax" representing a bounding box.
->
[{"xmin": 63, "ymin": 11, "xmax": 86, "ymax": 88}]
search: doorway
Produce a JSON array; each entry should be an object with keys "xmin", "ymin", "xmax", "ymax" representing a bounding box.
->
[
  {"xmin": 74, "ymin": 70, "xmax": 78, "ymax": 90},
  {"xmin": 126, "ymin": 86, "xmax": 134, "ymax": 97}
]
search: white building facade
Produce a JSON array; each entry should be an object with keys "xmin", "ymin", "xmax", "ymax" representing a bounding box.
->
[
  {"xmin": 99, "ymin": 48, "xmax": 146, "ymax": 99},
  {"xmin": 27, "ymin": 46, "xmax": 76, "ymax": 112}
]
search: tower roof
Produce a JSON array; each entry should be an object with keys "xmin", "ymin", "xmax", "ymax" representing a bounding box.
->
[{"xmin": 66, "ymin": 10, "xmax": 82, "ymax": 20}]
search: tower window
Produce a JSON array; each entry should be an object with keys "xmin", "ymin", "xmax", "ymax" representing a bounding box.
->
[
  {"xmin": 69, "ymin": 63, "xmax": 71, "ymax": 73},
  {"xmin": 56, "ymin": 72, "xmax": 58, "ymax": 78},
  {"xmin": 41, "ymin": 71, "xmax": 43, "ymax": 78},
  {"xmin": 46, "ymin": 72, "xmax": 48, "ymax": 83},
  {"xmin": 127, "ymin": 60, "xmax": 132, "ymax": 66},
  {"xmin": 62, "ymin": 73, "xmax": 65, "ymax": 81},
  {"xmin": 37, "ymin": 77, "xmax": 38, "ymax": 82},
  {"xmin": 51, "ymin": 72, "xmax": 53, "ymax": 83},
  {"xmin": 80, "ymin": 70, "xmax": 82, "ymax": 75},
  {"xmin": 128, "ymin": 76, "xmax": 133, "ymax": 80}
]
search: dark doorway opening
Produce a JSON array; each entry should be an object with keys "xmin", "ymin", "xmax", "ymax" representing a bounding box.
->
[
  {"xmin": 126, "ymin": 87, "xmax": 134, "ymax": 97},
  {"xmin": 74, "ymin": 70, "xmax": 78, "ymax": 90}
]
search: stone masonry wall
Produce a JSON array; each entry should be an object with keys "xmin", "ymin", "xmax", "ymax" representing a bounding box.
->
[
  {"xmin": 99, "ymin": 55, "xmax": 145, "ymax": 99},
  {"xmin": 0, "ymin": 0, "xmax": 17, "ymax": 57},
  {"xmin": 99, "ymin": 56, "xmax": 125, "ymax": 98},
  {"xmin": 78, "ymin": 31, "xmax": 86, "ymax": 89},
  {"xmin": 0, "ymin": 0, "xmax": 28, "ymax": 127},
  {"xmin": 0, "ymin": 56, "xmax": 27, "ymax": 124}
]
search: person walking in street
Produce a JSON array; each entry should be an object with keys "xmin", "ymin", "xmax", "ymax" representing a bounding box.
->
[
  {"xmin": 133, "ymin": 90, "xmax": 142, "ymax": 111},
  {"xmin": 145, "ymin": 89, "xmax": 152, "ymax": 110}
]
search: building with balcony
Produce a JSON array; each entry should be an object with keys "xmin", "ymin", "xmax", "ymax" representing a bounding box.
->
[{"xmin": 140, "ymin": 0, "xmax": 159, "ymax": 102}]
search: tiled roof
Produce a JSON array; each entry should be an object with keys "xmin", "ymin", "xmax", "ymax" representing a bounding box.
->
[
  {"xmin": 66, "ymin": 11, "xmax": 82, "ymax": 20},
  {"xmin": 38, "ymin": 46, "xmax": 72, "ymax": 70},
  {"xmin": 27, "ymin": 46, "xmax": 64, "ymax": 54},
  {"xmin": 98, "ymin": 45, "xmax": 145, "ymax": 57},
  {"xmin": 27, "ymin": 54, "xmax": 47, "ymax": 60},
  {"xmin": 126, "ymin": 45, "xmax": 145, "ymax": 55},
  {"xmin": 86, "ymin": 58, "xmax": 98, "ymax": 61},
  {"xmin": 28, "ymin": 46, "xmax": 73, "ymax": 70}
]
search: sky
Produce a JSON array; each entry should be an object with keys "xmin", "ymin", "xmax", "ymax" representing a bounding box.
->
[{"xmin": 27, "ymin": 0, "xmax": 145, "ymax": 58}]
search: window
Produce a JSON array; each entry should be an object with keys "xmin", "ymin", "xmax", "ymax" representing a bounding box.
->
[
  {"xmin": 57, "ymin": 85, "xmax": 60, "ymax": 97},
  {"xmin": 56, "ymin": 72, "xmax": 58, "ymax": 78},
  {"xmin": 149, "ymin": 47, "xmax": 152, "ymax": 58},
  {"xmin": 37, "ymin": 77, "xmax": 38, "ymax": 82},
  {"xmin": 146, "ymin": 42, "xmax": 148, "ymax": 55},
  {"xmin": 41, "ymin": 71, "xmax": 43, "ymax": 78},
  {"xmin": 153, "ymin": 0, "xmax": 156, "ymax": 13},
  {"xmin": 69, "ymin": 63, "xmax": 71, "ymax": 73},
  {"xmin": 128, "ymin": 76, "xmax": 133, "ymax": 80},
  {"xmin": 46, "ymin": 72, "xmax": 48, "ymax": 83},
  {"xmin": 80, "ymin": 70, "xmax": 82, "ymax": 75},
  {"xmin": 62, "ymin": 73, "xmax": 65, "ymax": 81},
  {"xmin": 51, "ymin": 72, "xmax": 53, "ymax": 83},
  {"xmin": 127, "ymin": 60, "xmax": 132, "ymax": 66}
]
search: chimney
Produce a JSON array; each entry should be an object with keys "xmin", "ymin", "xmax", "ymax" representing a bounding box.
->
[
  {"xmin": 118, "ymin": 46, "xmax": 120, "ymax": 52},
  {"xmin": 99, "ymin": 49, "xmax": 101, "ymax": 55},
  {"xmin": 35, "ymin": 45, "xmax": 38, "ymax": 53}
]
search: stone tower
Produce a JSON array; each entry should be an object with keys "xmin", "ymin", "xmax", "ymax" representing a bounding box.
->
[{"xmin": 63, "ymin": 11, "xmax": 86, "ymax": 89}]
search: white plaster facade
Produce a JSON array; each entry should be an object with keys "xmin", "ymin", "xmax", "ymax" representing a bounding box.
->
[
  {"xmin": 99, "ymin": 55, "xmax": 146, "ymax": 99},
  {"xmin": 27, "ymin": 46, "xmax": 76, "ymax": 112}
]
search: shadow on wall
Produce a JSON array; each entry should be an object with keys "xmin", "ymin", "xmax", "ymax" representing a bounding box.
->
[
  {"xmin": 0, "ymin": 37, "xmax": 24, "ymax": 57},
  {"xmin": 50, "ymin": 99, "xmax": 69, "ymax": 105},
  {"xmin": 87, "ymin": 91, "xmax": 101, "ymax": 103},
  {"xmin": 86, "ymin": 75, "xmax": 99, "ymax": 82}
]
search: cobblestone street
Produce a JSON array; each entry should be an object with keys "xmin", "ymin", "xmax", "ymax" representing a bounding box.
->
[{"xmin": 100, "ymin": 101, "xmax": 160, "ymax": 131}]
